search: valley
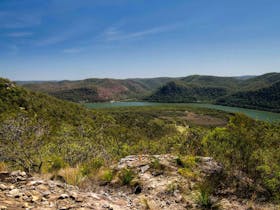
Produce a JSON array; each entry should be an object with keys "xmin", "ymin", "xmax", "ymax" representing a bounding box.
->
[
  {"xmin": 2, "ymin": 1, "xmax": 280, "ymax": 209},
  {"xmin": 85, "ymin": 102, "xmax": 280, "ymax": 122},
  {"xmin": 19, "ymin": 72, "xmax": 280, "ymax": 113},
  {"xmin": 1, "ymin": 78, "xmax": 280, "ymax": 209}
]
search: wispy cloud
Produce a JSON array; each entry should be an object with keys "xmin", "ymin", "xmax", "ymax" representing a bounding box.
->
[
  {"xmin": 35, "ymin": 35, "xmax": 68, "ymax": 46},
  {"xmin": 5, "ymin": 44, "xmax": 19, "ymax": 55},
  {"xmin": 103, "ymin": 23, "xmax": 180, "ymax": 41},
  {"xmin": 62, "ymin": 47, "xmax": 83, "ymax": 53},
  {"xmin": 0, "ymin": 12, "xmax": 41, "ymax": 29},
  {"xmin": 34, "ymin": 17, "xmax": 94, "ymax": 47},
  {"xmin": 6, "ymin": 32, "xmax": 33, "ymax": 38}
]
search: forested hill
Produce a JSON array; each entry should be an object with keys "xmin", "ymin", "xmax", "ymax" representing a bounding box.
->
[
  {"xmin": 146, "ymin": 73, "xmax": 280, "ymax": 112},
  {"xmin": 0, "ymin": 78, "xmax": 93, "ymax": 121},
  {"xmin": 217, "ymin": 81, "xmax": 280, "ymax": 112},
  {"xmin": 20, "ymin": 77, "xmax": 175, "ymax": 103},
  {"xmin": 18, "ymin": 72, "xmax": 280, "ymax": 112},
  {"xmin": 0, "ymin": 78, "xmax": 111, "ymax": 172},
  {"xmin": 147, "ymin": 81, "xmax": 228, "ymax": 103}
]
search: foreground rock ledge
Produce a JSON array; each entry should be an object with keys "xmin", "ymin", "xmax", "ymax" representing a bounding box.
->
[{"xmin": 0, "ymin": 155, "xmax": 279, "ymax": 210}]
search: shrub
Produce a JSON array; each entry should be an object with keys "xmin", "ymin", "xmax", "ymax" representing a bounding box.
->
[
  {"xmin": 0, "ymin": 162, "xmax": 8, "ymax": 171},
  {"xmin": 150, "ymin": 157, "xmax": 164, "ymax": 171},
  {"xmin": 178, "ymin": 168, "xmax": 197, "ymax": 179},
  {"xmin": 203, "ymin": 114, "xmax": 280, "ymax": 201},
  {"xmin": 176, "ymin": 155, "xmax": 197, "ymax": 169},
  {"xmin": 97, "ymin": 168, "xmax": 113, "ymax": 183},
  {"xmin": 196, "ymin": 180, "xmax": 215, "ymax": 209},
  {"xmin": 166, "ymin": 181, "xmax": 179, "ymax": 194},
  {"xmin": 80, "ymin": 158, "xmax": 104, "ymax": 176},
  {"xmin": 197, "ymin": 187, "xmax": 212, "ymax": 209},
  {"xmin": 58, "ymin": 166, "xmax": 83, "ymax": 186},
  {"xmin": 119, "ymin": 168, "xmax": 134, "ymax": 185},
  {"xmin": 48, "ymin": 156, "xmax": 66, "ymax": 173}
]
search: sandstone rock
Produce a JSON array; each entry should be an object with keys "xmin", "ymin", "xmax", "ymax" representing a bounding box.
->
[
  {"xmin": 27, "ymin": 180, "xmax": 45, "ymax": 186},
  {"xmin": 0, "ymin": 172, "xmax": 10, "ymax": 182},
  {"xmin": 59, "ymin": 193, "xmax": 69, "ymax": 199},
  {"xmin": 8, "ymin": 185, "xmax": 15, "ymax": 190},
  {"xmin": 37, "ymin": 184, "xmax": 49, "ymax": 191},
  {"xmin": 0, "ymin": 184, "xmax": 7, "ymax": 191},
  {"xmin": 140, "ymin": 165, "xmax": 150, "ymax": 173},
  {"xmin": 10, "ymin": 170, "xmax": 26, "ymax": 177},
  {"xmin": 23, "ymin": 202, "xmax": 33, "ymax": 208},
  {"xmin": 42, "ymin": 190, "xmax": 51, "ymax": 197},
  {"xmin": 198, "ymin": 156, "xmax": 223, "ymax": 174},
  {"xmin": 70, "ymin": 192, "xmax": 84, "ymax": 202},
  {"xmin": 32, "ymin": 194, "xmax": 42, "ymax": 202},
  {"xmin": 0, "ymin": 157, "xmax": 279, "ymax": 210},
  {"xmin": 8, "ymin": 188, "xmax": 21, "ymax": 197}
]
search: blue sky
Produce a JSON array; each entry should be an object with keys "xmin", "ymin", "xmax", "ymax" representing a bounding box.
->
[{"xmin": 0, "ymin": 0, "xmax": 280, "ymax": 80}]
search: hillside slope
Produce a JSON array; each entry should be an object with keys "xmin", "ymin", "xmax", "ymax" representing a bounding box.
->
[
  {"xmin": 18, "ymin": 72, "xmax": 280, "ymax": 111},
  {"xmin": 0, "ymin": 78, "xmax": 101, "ymax": 172},
  {"xmin": 2, "ymin": 156, "xmax": 279, "ymax": 210},
  {"xmin": 147, "ymin": 73, "xmax": 280, "ymax": 112},
  {"xmin": 217, "ymin": 81, "xmax": 280, "ymax": 112},
  {"xmin": 1, "ymin": 77, "xmax": 280, "ymax": 205},
  {"xmin": 0, "ymin": 78, "xmax": 92, "ymax": 120},
  {"xmin": 20, "ymin": 77, "xmax": 175, "ymax": 102},
  {"xmin": 147, "ymin": 81, "xmax": 228, "ymax": 102}
]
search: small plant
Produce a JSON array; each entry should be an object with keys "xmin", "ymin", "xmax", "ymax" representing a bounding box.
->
[
  {"xmin": 176, "ymin": 155, "xmax": 197, "ymax": 169},
  {"xmin": 98, "ymin": 168, "xmax": 113, "ymax": 183},
  {"xmin": 0, "ymin": 162, "xmax": 8, "ymax": 171},
  {"xmin": 175, "ymin": 157, "xmax": 184, "ymax": 167},
  {"xmin": 48, "ymin": 156, "xmax": 66, "ymax": 173},
  {"xmin": 196, "ymin": 180, "xmax": 215, "ymax": 209},
  {"xmin": 141, "ymin": 197, "xmax": 151, "ymax": 210},
  {"xmin": 80, "ymin": 158, "xmax": 104, "ymax": 176},
  {"xmin": 119, "ymin": 168, "xmax": 134, "ymax": 185},
  {"xmin": 59, "ymin": 166, "xmax": 84, "ymax": 186},
  {"xmin": 197, "ymin": 188, "xmax": 212, "ymax": 209},
  {"xmin": 151, "ymin": 157, "xmax": 164, "ymax": 170},
  {"xmin": 166, "ymin": 181, "xmax": 179, "ymax": 194},
  {"xmin": 178, "ymin": 168, "xmax": 197, "ymax": 179}
]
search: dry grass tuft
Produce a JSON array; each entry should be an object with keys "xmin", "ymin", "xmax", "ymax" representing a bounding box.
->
[
  {"xmin": 58, "ymin": 166, "xmax": 84, "ymax": 186},
  {"xmin": 0, "ymin": 162, "xmax": 8, "ymax": 171}
]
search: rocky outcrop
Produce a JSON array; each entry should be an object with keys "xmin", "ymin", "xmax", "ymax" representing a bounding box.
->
[
  {"xmin": 0, "ymin": 170, "xmax": 131, "ymax": 210},
  {"xmin": 0, "ymin": 155, "xmax": 279, "ymax": 210}
]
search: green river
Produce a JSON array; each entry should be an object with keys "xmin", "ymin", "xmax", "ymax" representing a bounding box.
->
[{"xmin": 85, "ymin": 102, "xmax": 280, "ymax": 122}]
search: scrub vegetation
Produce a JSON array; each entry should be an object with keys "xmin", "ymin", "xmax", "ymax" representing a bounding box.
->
[{"xmin": 1, "ymin": 78, "xmax": 280, "ymax": 203}]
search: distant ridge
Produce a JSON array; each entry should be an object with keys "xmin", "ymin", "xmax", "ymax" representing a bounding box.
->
[
  {"xmin": 234, "ymin": 75, "xmax": 256, "ymax": 80},
  {"xmin": 18, "ymin": 72, "xmax": 280, "ymax": 112}
]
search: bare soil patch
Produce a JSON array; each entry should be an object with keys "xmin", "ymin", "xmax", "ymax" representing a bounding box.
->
[{"xmin": 184, "ymin": 111, "xmax": 227, "ymax": 126}]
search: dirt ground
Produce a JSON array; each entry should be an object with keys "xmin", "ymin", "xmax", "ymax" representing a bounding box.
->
[{"xmin": 183, "ymin": 111, "xmax": 227, "ymax": 126}]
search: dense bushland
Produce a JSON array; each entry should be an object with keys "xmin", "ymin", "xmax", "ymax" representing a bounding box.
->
[
  {"xmin": 1, "ymin": 78, "xmax": 280, "ymax": 202},
  {"xmin": 146, "ymin": 81, "xmax": 228, "ymax": 102},
  {"xmin": 146, "ymin": 73, "xmax": 280, "ymax": 112},
  {"xmin": 217, "ymin": 82, "xmax": 280, "ymax": 112},
  {"xmin": 203, "ymin": 114, "xmax": 280, "ymax": 201}
]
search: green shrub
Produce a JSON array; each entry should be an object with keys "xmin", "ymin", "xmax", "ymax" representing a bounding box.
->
[
  {"xmin": 80, "ymin": 158, "xmax": 104, "ymax": 176},
  {"xmin": 98, "ymin": 169, "xmax": 113, "ymax": 183},
  {"xmin": 49, "ymin": 156, "xmax": 66, "ymax": 173},
  {"xmin": 178, "ymin": 168, "xmax": 197, "ymax": 179},
  {"xmin": 119, "ymin": 168, "xmax": 134, "ymax": 185},
  {"xmin": 166, "ymin": 181, "xmax": 179, "ymax": 194},
  {"xmin": 151, "ymin": 157, "xmax": 164, "ymax": 170},
  {"xmin": 0, "ymin": 162, "xmax": 8, "ymax": 171},
  {"xmin": 197, "ymin": 188, "xmax": 212, "ymax": 209},
  {"xmin": 176, "ymin": 155, "xmax": 197, "ymax": 169},
  {"xmin": 59, "ymin": 166, "xmax": 83, "ymax": 186},
  {"xmin": 196, "ymin": 180, "xmax": 215, "ymax": 209},
  {"xmin": 203, "ymin": 114, "xmax": 280, "ymax": 202}
]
